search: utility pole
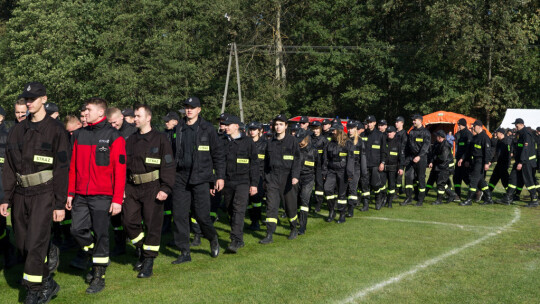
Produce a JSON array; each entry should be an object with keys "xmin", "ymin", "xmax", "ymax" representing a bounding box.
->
[{"xmin": 221, "ymin": 42, "xmax": 244, "ymax": 122}]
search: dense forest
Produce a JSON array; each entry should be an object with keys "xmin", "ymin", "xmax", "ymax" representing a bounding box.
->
[{"xmin": 0, "ymin": 0, "xmax": 538, "ymax": 129}]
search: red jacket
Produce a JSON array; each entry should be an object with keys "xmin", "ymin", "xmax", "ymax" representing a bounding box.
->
[{"xmin": 68, "ymin": 117, "xmax": 126, "ymax": 204}]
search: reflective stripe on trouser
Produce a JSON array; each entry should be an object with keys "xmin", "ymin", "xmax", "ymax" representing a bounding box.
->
[
  {"xmin": 12, "ymin": 191, "xmax": 53, "ymax": 290},
  {"xmin": 298, "ymin": 178, "xmax": 314, "ymax": 231},
  {"xmin": 71, "ymin": 195, "xmax": 113, "ymax": 265},
  {"xmin": 405, "ymin": 158, "xmax": 427, "ymax": 199},
  {"xmin": 123, "ymin": 181, "xmax": 164, "ymax": 258},
  {"xmin": 265, "ymin": 172, "xmax": 298, "ymax": 234},
  {"xmin": 222, "ymin": 181, "xmax": 250, "ymax": 242},
  {"xmin": 509, "ymin": 162, "xmax": 537, "ymax": 196},
  {"xmin": 489, "ymin": 162, "xmax": 510, "ymax": 190},
  {"xmin": 325, "ymin": 169, "xmax": 348, "ymax": 212},
  {"xmin": 453, "ymin": 165, "xmax": 471, "ymax": 196},
  {"xmin": 467, "ymin": 161, "xmax": 489, "ymax": 197}
]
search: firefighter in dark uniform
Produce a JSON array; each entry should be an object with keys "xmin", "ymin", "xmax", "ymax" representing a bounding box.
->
[
  {"xmin": 453, "ymin": 118, "xmax": 473, "ymax": 199},
  {"xmin": 394, "ymin": 116, "xmax": 407, "ymax": 195},
  {"xmin": 219, "ymin": 114, "xmax": 259, "ymax": 252},
  {"xmin": 124, "ymin": 105, "xmax": 175, "ymax": 278},
  {"xmin": 0, "ymin": 106, "xmax": 17, "ymax": 269},
  {"xmin": 171, "ymin": 97, "xmax": 224, "ymax": 264},
  {"xmin": 499, "ymin": 118, "xmax": 538, "ymax": 207},
  {"xmin": 322, "ymin": 119, "xmax": 333, "ymax": 142},
  {"xmin": 488, "ymin": 128, "xmax": 512, "ymax": 192},
  {"xmin": 296, "ymin": 129, "xmax": 318, "ymax": 233},
  {"xmin": 323, "ymin": 123, "xmax": 355, "ymax": 223},
  {"xmin": 428, "ymin": 130, "xmax": 458, "ymax": 205},
  {"xmin": 161, "ymin": 111, "xmax": 180, "ymax": 235},
  {"xmin": 67, "ymin": 98, "xmax": 126, "ymax": 294},
  {"xmin": 247, "ymin": 121, "xmax": 266, "ymax": 230},
  {"xmin": 458, "ymin": 120, "xmax": 494, "ymax": 206},
  {"xmin": 402, "ymin": 114, "xmax": 431, "ymax": 206},
  {"xmin": 310, "ymin": 120, "xmax": 328, "ymax": 212},
  {"xmin": 346, "ymin": 120, "xmax": 368, "ymax": 215},
  {"xmin": 260, "ymin": 114, "xmax": 301, "ymax": 244},
  {"xmin": 381, "ymin": 126, "xmax": 404, "ymax": 209},
  {"xmin": 1, "ymin": 82, "xmax": 70, "ymax": 303},
  {"xmin": 362, "ymin": 115, "xmax": 387, "ymax": 210}
]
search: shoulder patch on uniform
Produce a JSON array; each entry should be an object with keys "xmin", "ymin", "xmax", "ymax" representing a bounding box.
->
[
  {"xmin": 151, "ymin": 147, "xmax": 159, "ymax": 154},
  {"xmin": 164, "ymin": 154, "xmax": 173, "ymax": 164},
  {"xmin": 119, "ymin": 155, "xmax": 126, "ymax": 164}
]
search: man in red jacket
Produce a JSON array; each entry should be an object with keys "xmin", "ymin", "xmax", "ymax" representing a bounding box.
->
[{"xmin": 66, "ymin": 97, "xmax": 126, "ymax": 294}]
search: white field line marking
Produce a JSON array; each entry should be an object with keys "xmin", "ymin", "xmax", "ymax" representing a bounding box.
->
[
  {"xmin": 361, "ymin": 216, "xmax": 500, "ymax": 231},
  {"xmin": 339, "ymin": 208, "xmax": 521, "ymax": 304}
]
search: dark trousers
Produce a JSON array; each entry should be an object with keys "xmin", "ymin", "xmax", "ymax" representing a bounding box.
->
[
  {"xmin": 489, "ymin": 163, "xmax": 510, "ymax": 191},
  {"xmin": 248, "ymin": 177, "xmax": 264, "ymax": 224},
  {"xmin": 509, "ymin": 162, "xmax": 536, "ymax": 193},
  {"xmin": 405, "ymin": 158, "xmax": 427, "ymax": 200},
  {"xmin": 324, "ymin": 169, "xmax": 348, "ymax": 212},
  {"xmin": 453, "ymin": 164, "xmax": 471, "ymax": 196},
  {"xmin": 363, "ymin": 166, "xmax": 383, "ymax": 199},
  {"xmin": 313, "ymin": 168, "xmax": 325, "ymax": 209},
  {"xmin": 123, "ymin": 181, "xmax": 164, "ymax": 258},
  {"xmin": 298, "ymin": 177, "xmax": 314, "ymax": 230},
  {"xmin": 265, "ymin": 172, "xmax": 298, "ymax": 233},
  {"xmin": 172, "ymin": 172, "xmax": 217, "ymax": 253},
  {"xmin": 428, "ymin": 170, "xmax": 451, "ymax": 194},
  {"xmin": 12, "ymin": 190, "xmax": 53, "ymax": 290},
  {"xmin": 385, "ymin": 169, "xmax": 398, "ymax": 195},
  {"xmin": 222, "ymin": 181, "xmax": 250, "ymax": 242},
  {"xmin": 347, "ymin": 167, "xmax": 361, "ymax": 207},
  {"xmin": 71, "ymin": 195, "xmax": 112, "ymax": 266},
  {"xmin": 467, "ymin": 161, "xmax": 489, "ymax": 195}
]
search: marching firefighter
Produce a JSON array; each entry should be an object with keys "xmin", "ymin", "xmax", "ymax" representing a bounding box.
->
[
  {"xmin": 1, "ymin": 82, "xmax": 70, "ymax": 303},
  {"xmin": 402, "ymin": 114, "xmax": 430, "ymax": 206},
  {"xmin": 457, "ymin": 120, "xmax": 493, "ymax": 206},
  {"xmin": 310, "ymin": 120, "xmax": 328, "ymax": 212},
  {"xmin": 124, "ymin": 105, "xmax": 175, "ymax": 278},
  {"xmin": 322, "ymin": 123, "xmax": 355, "ymax": 223},
  {"xmin": 220, "ymin": 114, "xmax": 259, "ymax": 253},
  {"xmin": 346, "ymin": 120, "xmax": 368, "ymax": 215},
  {"xmin": 498, "ymin": 118, "xmax": 538, "ymax": 207},
  {"xmin": 296, "ymin": 129, "xmax": 318, "ymax": 233},
  {"xmin": 67, "ymin": 97, "xmax": 126, "ymax": 294},
  {"xmin": 260, "ymin": 114, "xmax": 301, "ymax": 244},
  {"xmin": 427, "ymin": 130, "xmax": 458, "ymax": 205},
  {"xmin": 488, "ymin": 128, "xmax": 512, "ymax": 192},
  {"xmin": 247, "ymin": 121, "xmax": 266, "ymax": 230},
  {"xmin": 394, "ymin": 116, "xmax": 407, "ymax": 194},
  {"xmin": 380, "ymin": 126, "xmax": 404, "ymax": 209},
  {"xmin": 362, "ymin": 115, "xmax": 387, "ymax": 210},
  {"xmin": 453, "ymin": 118, "xmax": 473, "ymax": 199}
]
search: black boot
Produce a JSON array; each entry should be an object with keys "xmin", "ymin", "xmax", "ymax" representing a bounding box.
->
[
  {"xmin": 480, "ymin": 190, "xmax": 494, "ymax": 205},
  {"xmin": 47, "ymin": 242, "xmax": 60, "ymax": 274},
  {"xmin": 259, "ymin": 233, "xmax": 273, "ymax": 244},
  {"xmin": 326, "ymin": 199, "xmax": 336, "ymax": 222},
  {"xmin": 524, "ymin": 190, "xmax": 539, "ymax": 207},
  {"xmin": 133, "ymin": 247, "xmax": 144, "ymax": 271},
  {"xmin": 110, "ymin": 230, "xmax": 126, "ymax": 256},
  {"xmin": 445, "ymin": 188, "xmax": 458, "ymax": 203},
  {"xmin": 475, "ymin": 190, "xmax": 484, "ymax": 203},
  {"xmin": 39, "ymin": 275, "xmax": 60, "ymax": 303},
  {"xmin": 190, "ymin": 234, "xmax": 202, "ymax": 247},
  {"xmin": 375, "ymin": 193, "xmax": 384, "ymax": 210},
  {"xmin": 137, "ymin": 258, "xmax": 154, "ymax": 278},
  {"xmin": 171, "ymin": 252, "xmax": 191, "ymax": 264},
  {"xmin": 460, "ymin": 191, "xmax": 475, "ymax": 206},
  {"xmin": 336, "ymin": 211, "xmax": 346, "ymax": 224},
  {"xmin": 346, "ymin": 204, "xmax": 354, "ymax": 217},
  {"xmin": 497, "ymin": 188, "xmax": 515, "ymax": 205},
  {"xmin": 226, "ymin": 239, "xmax": 245, "ymax": 253},
  {"xmin": 415, "ymin": 192, "xmax": 425, "ymax": 206},
  {"xmin": 86, "ymin": 266, "xmax": 106, "ymax": 294},
  {"xmin": 210, "ymin": 236, "xmax": 220, "ymax": 258},
  {"xmin": 387, "ymin": 193, "xmax": 395, "ymax": 208},
  {"xmin": 361, "ymin": 197, "xmax": 369, "ymax": 211},
  {"xmin": 432, "ymin": 193, "xmax": 444, "ymax": 205},
  {"xmin": 24, "ymin": 289, "xmax": 40, "ymax": 304},
  {"xmin": 401, "ymin": 188, "xmax": 413, "ymax": 206}
]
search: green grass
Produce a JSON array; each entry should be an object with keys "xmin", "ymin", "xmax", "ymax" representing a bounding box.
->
[{"xmin": 1, "ymin": 174, "xmax": 540, "ymax": 303}]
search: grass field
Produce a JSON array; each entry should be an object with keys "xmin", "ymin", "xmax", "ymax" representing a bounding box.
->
[{"xmin": 1, "ymin": 179, "xmax": 540, "ymax": 303}]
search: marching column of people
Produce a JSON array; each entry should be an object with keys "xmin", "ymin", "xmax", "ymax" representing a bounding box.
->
[{"xmin": 2, "ymin": 83, "xmax": 540, "ymax": 304}]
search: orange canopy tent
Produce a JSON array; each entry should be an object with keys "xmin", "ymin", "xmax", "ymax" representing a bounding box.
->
[{"xmin": 418, "ymin": 111, "xmax": 492, "ymax": 138}]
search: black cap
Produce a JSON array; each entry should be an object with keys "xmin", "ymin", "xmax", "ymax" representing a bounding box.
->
[
  {"xmin": 366, "ymin": 115, "xmax": 376, "ymax": 123},
  {"xmin": 299, "ymin": 116, "xmax": 309, "ymax": 123},
  {"xmin": 322, "ymin": 119, "xmax": 331, "ymax": 125},
  {"xmin": 387, "ymin": 126, "xmax": 397, "ymax": 133},
  {"xmin": 218, "ymin": 113, "xmax": 229, "ymax": 123},
  {"xmin": 496, "ymin": 128, "xmax": 506, "ymax": 134},
  {"xmin": 222, "ymin": 114, "xmax": 241, "ymax": 125},
  {"xmin": 310, "ymin": 120, "xmax": 322, "ymax": 127},
  {"xmin": 274, "ymin": 114, "xmax": 288, "ymax": 122},
  {"xmin": 295, "ymin": 129, "xmax": 310, "ymax": 141},
  {"xmin": 435, "ymin": 130, "xmax": 446, "ymax": 138},
  {"xmin": 396, "ymin": 116, "xmax": 405, "ymax": 123},
  {"xmin": 472, "ymin": 120, "xmax": 483, "ymax": 127},
  {"xmin": 512, "ymin": 118, "xmax": 524, "ymax": 125},
  {"xmin": 330, "ymin": 122, "xmax": 344, "ymax": 131},
  {"xmin": 536, "ymin": 127, "xmax": 540, "ymax": 132},
  {"xmin": 378, "ymin": 119, "xmax": 388, "ymax": 126},
  {"xmin": 457, "ymin": 118, "xmax": 467, "ymax": 126},
  {"xmin": 239, "ymin": 122, "xmax": 245, "ymax": 130},
  {"xmin": 163, "ymin": 111, "xmax": 180, "ymax": 122},
  {"xmin": 411, "ymin": 114, "xmax": 423, "ymax": 120},
  {"xmin": 247, "ymin": 121, "xmax": 262, "ymax": 129},
  {"xmin": 347, "ymin": 120, "xmax": 358, "ymax": 129},
  {"xmin": 357, "ymin": 122, "xmax": 365, "ymax": 130},
  {"xmin": 290, "ymin": 123, "xmax": 300, "ymax": 131},
  {"xmin": 19, "ymin": 82, "xmax": 47, "ymax": 99},
  {"xmin": 0, "ymin": 106, "xmax": 5, "ymax": 117},
  {"xmin": 122, "ymin": 108, "xmax": 135, "ymax": 117},
  {"xmin": 45, "ymin": 102, "xmax": 59, "ymax": 115},
  {"xmin": 184, "ymin": 96, "xmax": 201, "ymax": 107}
]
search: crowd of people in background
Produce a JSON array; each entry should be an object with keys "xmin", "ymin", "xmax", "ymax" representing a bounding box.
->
[{"xmin": 0, "ymin": 82, "xmax": 538, "ymax": 304}]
